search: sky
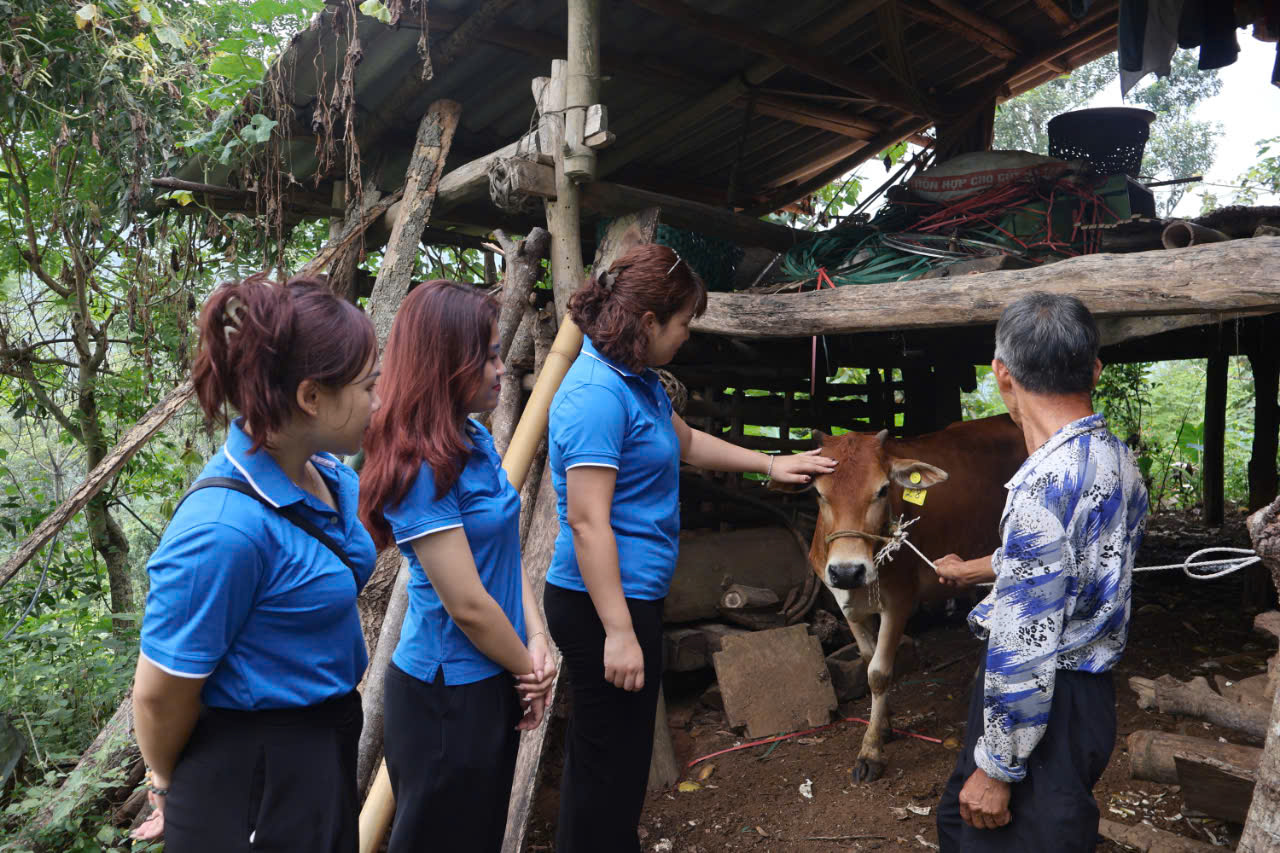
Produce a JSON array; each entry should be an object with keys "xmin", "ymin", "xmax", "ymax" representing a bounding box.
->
[
  {"xmin": 1089, "ymin": 36, "xmax": 1280, "ymax": 217},
  {"xmin": 836, "ymin": 37, "xmax": 1279, "ymax": 222}
]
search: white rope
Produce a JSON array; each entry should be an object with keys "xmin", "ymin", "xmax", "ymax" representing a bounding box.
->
[
  {"xmin": 1131, "ymin": 547, "xmax": 1261, "ymax": 581},
  {"xmin": 875, "ymin": 517, "xmax": 1259, "ymax": 584}
]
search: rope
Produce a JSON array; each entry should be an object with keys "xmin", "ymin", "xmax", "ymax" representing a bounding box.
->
[{"xmin": 868, "ymin": 517, "xmax": 1259, "ymax": 583}]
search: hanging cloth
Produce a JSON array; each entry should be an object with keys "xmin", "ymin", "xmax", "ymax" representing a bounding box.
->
[
  {"xmin": 1121, "ymin": 0, "xmax": 1187, "ymax": 96},
  {"xmin": 1178, "ymin": 0, "xmax": 1241, "ymax": 70}
]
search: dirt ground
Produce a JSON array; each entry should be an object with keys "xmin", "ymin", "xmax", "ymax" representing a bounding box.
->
[{"xmin": 525, "ymin": 508, "xmax": 1273, "ymax": 852}]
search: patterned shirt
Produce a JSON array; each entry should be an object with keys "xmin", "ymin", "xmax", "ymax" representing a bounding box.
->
[{"xmin": 968, "ymin": 413, "xmax": 1148, "ymax": 783}]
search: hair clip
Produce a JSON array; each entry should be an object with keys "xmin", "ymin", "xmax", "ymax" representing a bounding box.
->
[
  {"xmin": 598, "ymin": 269, "xmax": 617, "ymax": 293},
  {"xmin": 223, "ymin": 296, "xmax": 244, "ymax": 343},
  {"xmin": 665, "ymin": 252, "xmax": 684, "ymax": 277}
]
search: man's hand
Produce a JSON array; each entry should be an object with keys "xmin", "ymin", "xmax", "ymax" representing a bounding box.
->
[
  {"xmin": 934, "ymin": 553, "xmax": 995, "ymax": 588},
  {"xmin": 958, "ymin": 768, "xmax": 1012, "ymax": 830}
]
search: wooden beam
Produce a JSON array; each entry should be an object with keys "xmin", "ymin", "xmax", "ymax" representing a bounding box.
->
[
  {"xmin": 432, "ymin": 0, "xmax": 521, "ymax": 70},
  {"xmin": 903, "ymin": 2, "xmax": 1020, "ymax": 61},
  {"xmin": 1027, "ymin": 0, "xmax": 1076, "ymax": 32},
  {"xmin": 599, "ymin": 0, "xmax": 893, "ymax": 177},
  {"xmin": 627, "ymin": 0, "xmax": 931, "ymax": 117},
  {"xmin": 691, "ymin": 238, "xmax": 1280, "ymax": 339},
  {"xmin": 951, "ymin": 4, "xmax": 1117, "ymax": 92},
  {"xmin": 751, "ymin": 94, "xmax": 882, "ymax": 139},
  {"xmin": 498, "ymin": 158, "xmax": 811, "ymax": 251},
  {"xmin": 744, "ymin": 116, "xmax": 932, "ymax": 216}
]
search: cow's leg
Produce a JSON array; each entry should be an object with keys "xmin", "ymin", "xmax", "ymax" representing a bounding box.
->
[
  {"xmin": 852, "ymin": 602, "xmax": 908, "ymax": 784},
  {"xmin": 849, "ymin": 618, "xmax": 877, "ymax": 661}
]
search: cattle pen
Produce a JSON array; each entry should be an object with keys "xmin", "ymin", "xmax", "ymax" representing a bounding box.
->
[{"xmin": 8, "ymin": 1, "xmax": 1280, "ymax": 850}]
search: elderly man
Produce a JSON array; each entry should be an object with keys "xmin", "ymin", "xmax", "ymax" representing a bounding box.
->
[{"xmin": 933, "ymin": 292, "xmax": 1148, "ymax": 852}]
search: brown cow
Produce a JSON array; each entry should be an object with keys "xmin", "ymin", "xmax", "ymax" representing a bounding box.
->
[{"xmin": 804, "ymin": 414, "xmax": 1026, "ymax": 783}]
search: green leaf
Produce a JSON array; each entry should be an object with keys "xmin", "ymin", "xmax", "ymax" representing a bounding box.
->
[
  {"xmin": 358, "ymin": 0, "xmax": 392, "ymax": 24},
  {"xmin": 241, "ymin": 113, "xmax": 278, "ymax": 145},
  {"xmin": 154, "ymin": 26, "xmax": 184, "ymax": 50},
  {"xmin": 249, "ymin": 0, "xmax": 292, "ymax": 19}
]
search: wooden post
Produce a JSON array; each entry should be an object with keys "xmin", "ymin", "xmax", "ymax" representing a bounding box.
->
[
  {"xmin": 1240, "ymin": 502, "xmax": 1280, "ymax": 849},
  {"xmin": 1203, "ymin": 353, "xmax": 1227, "ymax": 526},
  {"xmin": 1249, "ymin": 341, "xmax": 1280, "ymax": 511},
  {"xmin": 543, "ymin": 61, "xmax": 581, "ymax": 319},
  {"xmin": 563, "ymin": 0, "xmax": 600, "ymax": 181},
  {"xmin": 501, "ymin": 208, "xmax": 661, "ymax": 853}
]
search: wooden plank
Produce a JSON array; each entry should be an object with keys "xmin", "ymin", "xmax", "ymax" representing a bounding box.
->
[
  {"xmin": 627, "ymin": 0, "xmax": 931, "ymax": 118},
  {"xmin": 693, "ymin": 238, "xmax": 1280, "ymax": 338},
  {"xmin": 500, "ymin": 208, "xmax": 662, "ymax": 853},
  {"xmin": 1174, "ymin": 752, "xmax": 1257, "ymax": 825},
  {"xmin": 1127, "ymin": 729, "xmax": 1262, "ymax": 785}
]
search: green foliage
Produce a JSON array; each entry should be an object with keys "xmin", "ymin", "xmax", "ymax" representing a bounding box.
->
[{"xmin": 1228, "ymin": 136, "xmax": 1280, "ymax": 205}]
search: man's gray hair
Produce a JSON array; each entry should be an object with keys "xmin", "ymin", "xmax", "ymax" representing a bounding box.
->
[{"xmin": 993, "ymin": 292, "xmax": 1100, "ymax": 394}]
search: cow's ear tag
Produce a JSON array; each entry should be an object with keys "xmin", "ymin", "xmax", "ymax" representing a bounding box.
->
[
  {"xmin": 902, "ymin": 487, "xmax": 927, "ymax": 506},
  {"xmin": 909, "ymin": 472, "xmax": 922, "ymax": 485}
]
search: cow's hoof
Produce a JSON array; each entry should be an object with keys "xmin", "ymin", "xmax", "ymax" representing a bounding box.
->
[{"xmin": 851, "ymin": 759, "xmax": 885, "ymax": 784}]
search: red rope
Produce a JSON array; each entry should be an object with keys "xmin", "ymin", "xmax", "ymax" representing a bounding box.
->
[
  {"xmin": 810, "ymin": 267, "xmax": 836, "ymax": 397},
  {"xmin": 685, "ymin": 715, "xmax": 944, "ymax": 770}
]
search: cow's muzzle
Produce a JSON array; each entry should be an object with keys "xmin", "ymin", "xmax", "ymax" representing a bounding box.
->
[{"xmin": 827, "ymin": 560, "xmax": 871, "ymax": 589}]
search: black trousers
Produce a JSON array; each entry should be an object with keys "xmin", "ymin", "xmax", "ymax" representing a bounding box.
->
[
  {"xmin": 382, "ymin": 662, "xmax": 522, "ymax": 853},
  {"xmin": 937, "ymin": 647, "xmax": 1116, "ymax": 852},
  {"xmin": 163, "ymin": 691, "xmax": 362, "ymax": 853},
  {"xmin": 544, "ymin": 583, "xmax": 665, "ymax": 853}
]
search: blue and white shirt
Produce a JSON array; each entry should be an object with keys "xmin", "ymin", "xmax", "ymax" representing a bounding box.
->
[
  {"xmin": 547, "ymin": 337, "xmax": 682, "ymax": 600},
  {"xmin": 968, "ymin": 413, "xmax": 1148, "ymax": 783},
  {"xmin": 383, "ymin": 420, "xmax": 526, "ymax": 686},
  {"xmin": 141, "ymin": 419, "xmax": 376, "ymax": 710}
]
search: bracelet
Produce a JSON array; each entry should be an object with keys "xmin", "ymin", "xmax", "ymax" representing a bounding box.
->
[
  {"xmin": 766, "ymin": 454, "xmax": 776, "ymax": 480},
  {"xmin": 143, "ymin": 767, "xmax": 168, "ymax": 797}
]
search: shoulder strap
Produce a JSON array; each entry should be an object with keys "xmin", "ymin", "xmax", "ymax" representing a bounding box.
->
[{"xmin": 177, "ymin": 477, "xmax": 363, "ymax": 592}]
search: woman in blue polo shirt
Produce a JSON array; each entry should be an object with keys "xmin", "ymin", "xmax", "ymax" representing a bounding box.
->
[
  {"xmin": 546, "ymin": 243, "xmax": 837, "ymax": 852},
  {"xmin": 130, "ymin": 274, "xmax": 380, "ymax": 852},
  {"xmin": 358, "ymin": 280, "xmax": 555, "ymax": 853}
]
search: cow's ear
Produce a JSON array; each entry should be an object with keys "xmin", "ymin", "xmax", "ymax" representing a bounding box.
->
[
  {"xmin": 888, "ymin": 458, "xmax": 948, "ymax": 489},
  {"xmin": 810, "ymin": 429, "xmax": 828, "ymax": 450}
]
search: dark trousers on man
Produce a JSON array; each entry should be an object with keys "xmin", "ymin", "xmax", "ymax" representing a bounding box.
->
[
  {"xmin": 937, "ymin": 647, "xmax": 1116, "ymax": 852},
  {"xmin": 544, "ymin": 583, "xmax": 665, "ymax": 853}
]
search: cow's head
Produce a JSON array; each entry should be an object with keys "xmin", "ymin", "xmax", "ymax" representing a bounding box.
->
[{"xmin": 780, "ymin": 430, "xmax": 948, "ymax": 591}]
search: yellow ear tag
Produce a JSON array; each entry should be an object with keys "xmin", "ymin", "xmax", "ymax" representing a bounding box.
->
[
  {"xmin": 909, "ymin": 471, "xmax": 922, "ymax": 484},
  {"xmin": 902, "ymin": 487, "xmax": 927, "ymax": 506}
]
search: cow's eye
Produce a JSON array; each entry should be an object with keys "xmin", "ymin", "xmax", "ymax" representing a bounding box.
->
[{"xmin": 875, "ymin": 483, "xmax": 890, "ymax": 499}]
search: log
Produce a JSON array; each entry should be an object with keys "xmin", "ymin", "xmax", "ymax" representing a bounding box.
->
[
  {"xmin": 0, "ymin": 380, "xmax": 194, "ymax": 592},
  {"xmin": 1127, "ymin": 729, "xmax": 1262, "ymax": 785},
  {"xmin": 562, "ymin": 0, "xmax": 600, "ymax": 181},
  {"xmin": 495, "ymin": 227, "xmax": 550, "ymax": 361},
  {"xmin": 1130, "ymin": 674, "xmax": 1270, "ymax": 739},
  {"xmin": 1097, "ymin": 818, "xmax": 1220, "ymax": 852},
  {"xmin": 492, "ymin": 308, "xmax": 533, "ymax": 457},
  {"xmin": 720, "ymin": 583, "xmax": 781, "ymax": 611},
  {"xmin": 365, "ymin": 99, "xmax": 462, "ymax": 348},
  {"xmin": 500, "ymin": 206, "xmax": 661, "ymax": 853},
  {"xmin": 648, "ymin": 688, "xmax": 679, "ymax": 791},
  {"xmin": 17, "ymin": 692, "xmax": 138, "ymax": 847},
  {"xmin": 1241, "ymin": 511, "xmax": 1280, "ymax": 850},
  {"xmin": 693, "ymin": 238, "xmax": 1280, "ymax": 339},
  {"xmin": 1174, "ymin": 752, "xmax": 1256, "ymax": 824},
  {"xmin": 1247, "ymin": 343, "xmax": 1280, "ymax": 511},
  {"xmin": 298, "ymin": 191, "xmax": 405, "ymax": 278},
  {"xmin": 664, "ymin": 623, "xmax": 750, "ymax": 672},
  {"xmin": 718, "ymin": 609, "xmax": 786, "ymax": 631},
  {"xmin": 666, "ymin": 527, "xmax": 812, "ymax": 623},
  {"xmin": 355, "ymin": 557, "xmax": 409, "ymax": 798}
]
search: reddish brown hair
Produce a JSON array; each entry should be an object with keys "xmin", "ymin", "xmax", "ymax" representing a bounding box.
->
[
  {"xmin": 191, "ymin": 272, "xmax": 376, "ymax": 451},
  {"xmin": 569, "ymin": 243, "xmax": 707, "ymax": 371},
  {"xmin": 358, "ymin": 280, "xmax": 499, "ymax": 549}
]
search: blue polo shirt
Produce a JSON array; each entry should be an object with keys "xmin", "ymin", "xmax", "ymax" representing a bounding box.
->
[
  {"xmin": 140, "ymin": 420, "xmax": 376, "ymax": 711},
  {"xmin": 384, "ymin": 420, "xmax": 526, "ymax": 686},
  {"xmin": 547, "ymin": 337, "xmax": 682, "ymax": 600}
]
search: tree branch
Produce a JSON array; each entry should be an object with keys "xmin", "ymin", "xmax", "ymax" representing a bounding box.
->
[{"xmin": 8, "ymin": 360, "xmax": 84, "ymax": 444}]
